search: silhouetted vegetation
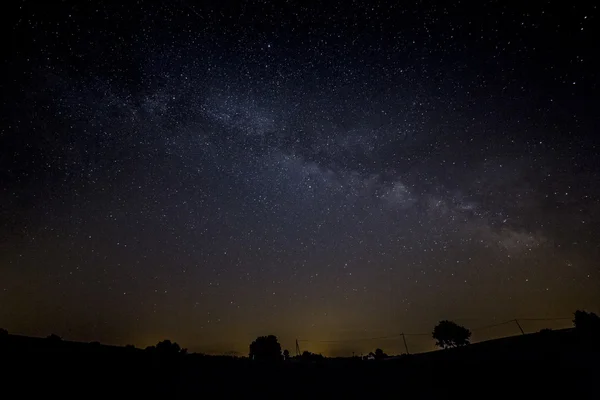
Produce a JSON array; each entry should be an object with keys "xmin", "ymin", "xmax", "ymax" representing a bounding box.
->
[
  {"xmin": 249, "ymin": 335, "xmax": 282, "ymax": 361},
  {"xmin": 366, "ymin": 348, "xmax": 389, "ymax": 360},
  {"xmin": 0, "ymin": 328, "xmax": 7, "ymax": 336},
  {"xmin": 0, "ymin": 326, "xmax": 597, "ymax": 397},
  {"xmin": 374, "ymin": 348, "xmax": 388, "ymax": 360},
  {"xmin": 574, "ymin": 310, "xmax": 600, "ymax": 333},
  {"xmin": 1, "ymin": 310, "xmax": 597, "ymax": 396},
  {"xmin": 141, "ymin": 339, "xmax": 187, "ymax": 361},
  {"xmin": 155, "ymin": 339, "xmax": 182, "ymax": 354},
  {"xmin": 432, "ymin": 320, "xmax": 471, "ymax": 348},
  {"xmin": 301, "ymin": 350, "xmax": 325, "ymax": 362}
]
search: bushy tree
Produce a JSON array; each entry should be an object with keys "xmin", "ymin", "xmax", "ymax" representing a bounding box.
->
[
  {"xmin": 249, "ymin": 335, "xmax": 282, "ymax": 361},
  {"xmin": 573, "ymin": 310, "xmax": 600, "ymax": 337},
  {"xmin": 0, "ymin": 328, "xmax": 7, "ymax": 336},
  {"xmin": 432, "ymin": 320, "xmax": 471, "ymax": 348},
  {"xmin": 283, "ymin": 349, "xmax": 290, "ymax": 361},
  {"xmin": 374, "ymin": 348, "xmax": 388, "ymax": 360},
  {"xmin": 155, "ymin": 339, "xmax": 182, "ymax": 354},
  {"xmin": 300, "ymin": 350, "xmax": 325, "ymax": 362}
]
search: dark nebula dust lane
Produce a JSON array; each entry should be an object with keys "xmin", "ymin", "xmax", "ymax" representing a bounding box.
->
[{"xmin": 1, "ymin": 1, "xmax": 599, "ymax": 355}]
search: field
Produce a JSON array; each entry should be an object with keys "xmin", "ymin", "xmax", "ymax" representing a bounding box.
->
[{"xmin": 2, "ymin": 328, "xmax": 598, "ymax": 397}]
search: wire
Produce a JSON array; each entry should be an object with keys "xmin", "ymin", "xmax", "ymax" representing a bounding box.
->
[
  {"xmin": 517, "ymin": 317, "xmax": 572, "ymax": 321},
  {"xmin": 298, "ymin": 334, "xmax": 405, "ymax": 343},
  {"xmin": 297, "ymin": 317, "xmax": 572, "ymax": 343},
  {"xmin": 470, "ymin": 320, "xmax": 515, "ymax": 331}
]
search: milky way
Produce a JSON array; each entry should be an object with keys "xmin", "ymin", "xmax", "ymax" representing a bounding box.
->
[{"xmin": 1, "ymin": 1, "xmax": 598, "ymax": 355}]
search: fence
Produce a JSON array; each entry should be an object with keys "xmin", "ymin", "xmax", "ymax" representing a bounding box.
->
[{"xmin": 296, "ymin": 317, "xmax": 573, "ymax": 357}]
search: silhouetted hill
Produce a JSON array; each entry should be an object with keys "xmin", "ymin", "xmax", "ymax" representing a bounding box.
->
[
  {"xmin": 409, "ymin": 327, "xmax": 594, "ymax": 362},
  {"xmin": 0, "ymin": 333, "xmax": 140, "ymax": 354},
  {"xmin": 1, "ymin": 329, "xmax": 598, "ymax": 397}
]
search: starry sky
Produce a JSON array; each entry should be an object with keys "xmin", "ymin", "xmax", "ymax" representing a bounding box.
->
[{"xmin": 1, "ymin": 1, "xmax": 599, "ymax": 356}]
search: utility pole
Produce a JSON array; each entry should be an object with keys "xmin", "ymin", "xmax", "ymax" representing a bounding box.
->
[
  {"xmin": 514, "ymin": 319, "xmax": 525, "ymax": 335},
  {"xmin": 401, "ymin": 333, "xmax": 410, "ymax": 355}
]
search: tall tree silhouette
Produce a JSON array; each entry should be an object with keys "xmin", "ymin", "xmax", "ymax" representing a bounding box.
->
[
  {"xmin": 573, "ymin": 310, "xmax": 600, "ymax": 339},
  {"xmin": 249, "ymin": 335, "xmax": 282, "ymax": 361},
  {"xmin": 432, "ymin": 320, "xmax": 471, "ymax": 348}
]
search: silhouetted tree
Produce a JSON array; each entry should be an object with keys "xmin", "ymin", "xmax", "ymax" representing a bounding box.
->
[
  {"xmin": 301, "ymin": 350, "xmax": 325, "ymax": 362},
  {"xmin": 374, "ymin": 348, "xmax": 388, "ymax": 360},
  {"xmin": 283, "ymin": 349, "xmax": 290, "ymax": 361},
  {"xmin": 249, "ymin": 335, "xmax": 282, "ymax": 361},
  {"xmin": 125, "ymin": 344, "xmax": 136, "ymax": 350},
  {"xmin": 0, "ymin": 328, "xmax": 7, "ymax": 336},
  {"xmin": 573, "ymin": 310, "xmax": 600, "ymax": 338},
  {"xmin": 155, "ymin": 339, "xmax": 182, "ymax": 354},
  {"xmin": 432, "ymin": 320, "xmax": 471, "ymax": 348}
]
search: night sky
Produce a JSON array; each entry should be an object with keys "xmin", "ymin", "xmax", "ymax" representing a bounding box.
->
[{"xmin": 1, "ymin": 1, "xmax": 599, "ymax": 356}]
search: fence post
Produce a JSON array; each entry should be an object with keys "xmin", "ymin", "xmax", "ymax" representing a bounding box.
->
[
  {"xmin": 401, "ymin": 333, "xmax": 410, "ymax": 355},
  {"xmin": 514, "ymin": 319, "xmax": 525, "ymax": 335}
]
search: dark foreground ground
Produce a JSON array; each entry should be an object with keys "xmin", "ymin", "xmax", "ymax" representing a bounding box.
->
[{"xmin": 2, "ymin": 329, "xmax": 599, "ymax": 398}]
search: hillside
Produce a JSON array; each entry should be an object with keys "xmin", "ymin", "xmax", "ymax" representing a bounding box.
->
[{"xmin": 1, "ymin": 328, "xmax": 598, "ymax": 397}]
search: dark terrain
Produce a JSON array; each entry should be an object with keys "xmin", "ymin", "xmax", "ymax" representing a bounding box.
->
[{"xmin": 2, "ymin": 328, "xmax": 598, "ymax": 398}]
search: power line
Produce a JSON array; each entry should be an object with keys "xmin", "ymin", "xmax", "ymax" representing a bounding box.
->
[
  {"xmin": 470, "ymin": 320, "xmax": 515, "ymax": 331},
  {"xmin": 298, "ymin": 333, "xmax": 405, "ymax": 343},
  {"xmin": 518, "ymin": 317, "xmax": 572, "ymax": 321},
  {"xmin": 297, "ymin": 317, "xmax": 571, "ymax": 344}
]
